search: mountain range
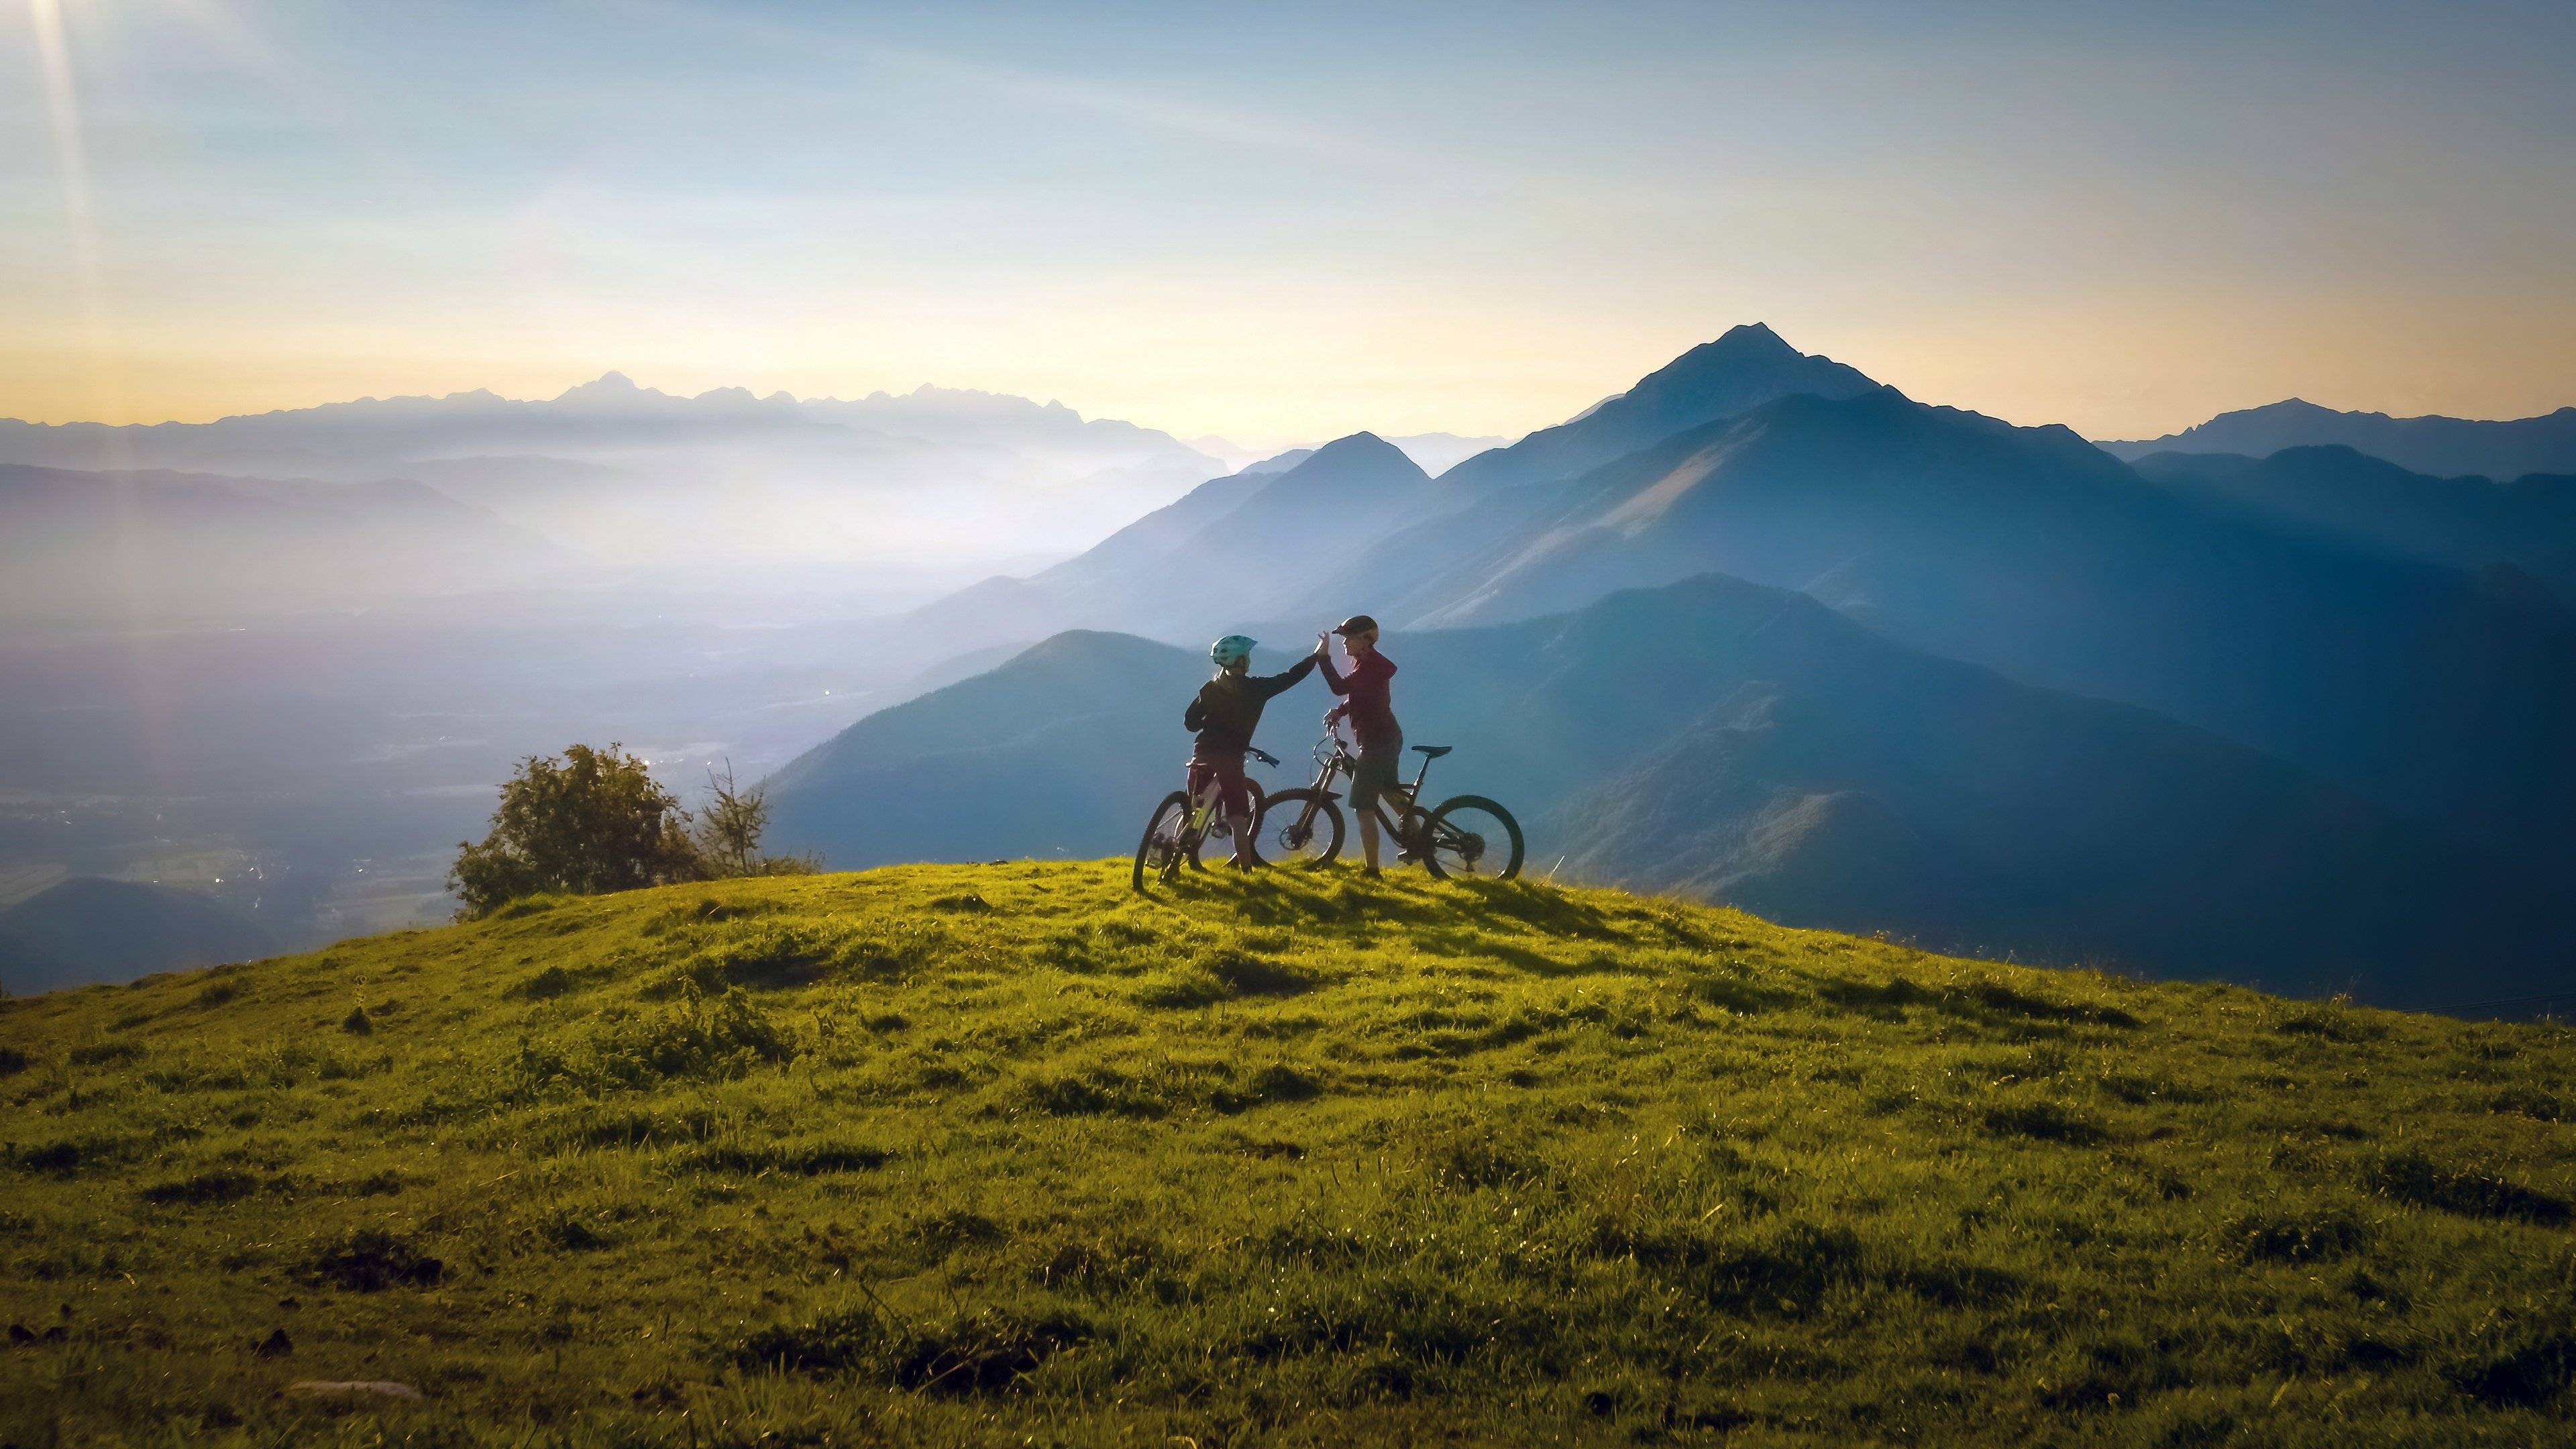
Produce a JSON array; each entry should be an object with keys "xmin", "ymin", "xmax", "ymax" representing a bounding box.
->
[
  {"xmin": 0, "ymin": 377, "xmax": 1230, "ymax": 566},
  {"xmin": 764, "ymin": 323, "xmax": 2576, "ymax": 1007},
  {"xmin": 765, "ymin": 577, "xmax": 2562, "ymax": 1006},
  {"xmin": 2129, "ymin": 445, "xmax": 2576, "ymax": 594},
  {"xmin": 2102, "ymin": 397, "xmax": 2576, "ymax": 479},
  {"xmin": 882, "ymin": 331, "xmax": 2576, "ymax": 877},
  {"xmin": 899, "ymin": 325, "xmax": 1889, "ymax": 648}
]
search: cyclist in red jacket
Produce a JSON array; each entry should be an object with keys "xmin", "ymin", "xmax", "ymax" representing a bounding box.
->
[
  {"xmin": 1318, "ymin": 614, "xmax": 1403, "ymax": 877},
  {"xmin": 1186, "ymin": 634, "xmax": 1321, "ymax": 868}
]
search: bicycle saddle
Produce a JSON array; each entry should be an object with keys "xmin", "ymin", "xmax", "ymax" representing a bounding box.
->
[{"xmin": 1411, "ymin": 744, "xmax": 1452, "ymax": 758}]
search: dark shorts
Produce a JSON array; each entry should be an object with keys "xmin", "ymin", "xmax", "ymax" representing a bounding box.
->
[
  {"xmin": 1187, "ymin": 753, "xmax": 1252, "ymax": 820},
  {"xmin": 1350, "ymin": 736, "xmax": 1404, "ymax": 811}
]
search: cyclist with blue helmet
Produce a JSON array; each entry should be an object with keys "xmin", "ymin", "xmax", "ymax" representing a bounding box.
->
[{"xmin": 1183, "ymin": 633, "xmax": 1323, "ymax": 868}]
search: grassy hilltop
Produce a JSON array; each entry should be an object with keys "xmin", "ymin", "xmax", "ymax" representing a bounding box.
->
[{"xmin": 3, "ymin": 863, "xmax": 2573, "ymax": 1446}]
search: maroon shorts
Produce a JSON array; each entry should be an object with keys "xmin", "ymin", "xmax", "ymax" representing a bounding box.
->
[{"xmin": 1187, "ymin": 754, "xmax": 1252, "ymax": 820}]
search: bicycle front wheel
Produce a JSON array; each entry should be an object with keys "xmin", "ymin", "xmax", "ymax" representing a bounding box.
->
[
  {"xmin": 1256, "ymin": 788, "xmax": 1344, "ymax": 869},
  {"xmin": 1132, "ymin": 790, "xmax": 1191, "ymax": 891},
  {"xmin": 1422, "ymin": 795, "xmax": 1524, "ymax": 880}
]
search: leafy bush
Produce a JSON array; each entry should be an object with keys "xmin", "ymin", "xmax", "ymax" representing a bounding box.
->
[
  {"xmin": 449, "ymin": 743, "xmax": 704, "ymax": 918},
  {"xmin": 691, "ymin": 760, "xmax": 818, "ymax": 880}
]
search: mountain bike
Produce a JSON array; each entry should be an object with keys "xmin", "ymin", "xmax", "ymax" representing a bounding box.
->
[
  {"xmin": 1256, "ymin": 727, "xmax": 1523, "ymax": 879},
  {"xmin": 1131, "ymin": 747, "xmax": 1280, "ymax": 890}
]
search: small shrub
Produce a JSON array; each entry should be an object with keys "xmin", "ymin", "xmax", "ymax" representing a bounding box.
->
[
  {"xmin": 690, "ymin": 760, "xmax": 816, "ymax": 879},
  {"xmin": 341, "ymin": 1006, "xmax": 374, "ymax": 1035},
  {"xmin": 0, "ymin": 1046, "xmax": 25, "ymax": 1075},
  {"xmin": 450, "ymin": 743, "xmax": 703, "ymax": 918}
]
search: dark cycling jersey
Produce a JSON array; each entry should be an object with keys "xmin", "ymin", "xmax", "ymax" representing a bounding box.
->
[{"xmin": 1185, "ymin": 655, "xmax": 1318, "ymax": 757}]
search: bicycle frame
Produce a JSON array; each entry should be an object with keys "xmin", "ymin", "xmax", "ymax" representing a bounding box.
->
[
  {"xmin": 1180, "ymin": 746, "xmax": 1281, "ymax": 855},
  {"xmin": 1298, "ymin": 726, "xmax": 1432, "ymax": 846}
]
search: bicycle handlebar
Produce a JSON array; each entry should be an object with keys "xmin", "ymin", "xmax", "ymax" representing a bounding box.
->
[{"xmin": 1248, "ymin": 747, "xmax": 1281, "ymax": 767}]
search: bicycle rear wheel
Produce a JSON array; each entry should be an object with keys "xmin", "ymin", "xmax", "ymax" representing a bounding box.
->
[
  {"xmin": 1422, "ymin": 795, "xmax": 1524, "ymax": 880},
  {"xmin": 1255, "ymin": 788, "xmax": 1343, "ymax": 868},
  {"xmin": 1131, "ymin": 791, "xmax": 1191, "ymax": 891}
]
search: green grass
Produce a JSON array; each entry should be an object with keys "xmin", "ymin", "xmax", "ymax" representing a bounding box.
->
[{"xmin": 3, "ymin": 861, "xmax": 2573, "ymax": 1446}]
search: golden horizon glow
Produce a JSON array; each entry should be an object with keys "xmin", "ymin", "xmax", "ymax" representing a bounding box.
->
[{"xmin": 4, "ymin": 5, "xmax": 2571, "ymax": 445}]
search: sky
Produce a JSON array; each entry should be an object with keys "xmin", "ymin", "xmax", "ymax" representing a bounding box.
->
[{"xmin": 5, "ymin": 1, "xmax": 2573, "ymax": 445}]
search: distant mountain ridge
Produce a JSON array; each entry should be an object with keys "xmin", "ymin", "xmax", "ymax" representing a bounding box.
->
[
  {"xmin": 903, "ymin": 433, "xmax": 1436, "ymax": 645},
  {"xmin": 0, "ymin": 877, "xmax": 278, "ymax": 995},
  {"xmin": 2102, "ymin": 398, "xmax": 2576, "ymax": 479},
  {"xmin": 897, "ymin": 323, "xmax": 1889, "ymax": 652},
  {"xmin": 766, "ymin": 576, "xmax": 2568, "ymax": 1004},
  {"xmin": 1290, "ymin": 386, "xmax": 2576, "ymax": 873},
  {"xmin": 0, "ymin": 376, "xmax": 1230, "ymax": 565},
  {"xmin": 2129, "ymin": 445, "xmax": 2576, "ymax": 591}
]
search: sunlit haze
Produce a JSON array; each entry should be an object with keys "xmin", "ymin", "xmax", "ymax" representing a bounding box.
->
[{"xmin": 5, "ymin": 1, "xmax": 2571, "ymax": 442}]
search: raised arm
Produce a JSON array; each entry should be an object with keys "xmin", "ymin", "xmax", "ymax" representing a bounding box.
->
[
  {"xmin": 1316, "ymin": 651, "xmax": 1352, "ymax": 695},
  {"xmin": 1250, "ymin": 653, "xmax": 1319, "ymax": 702}
]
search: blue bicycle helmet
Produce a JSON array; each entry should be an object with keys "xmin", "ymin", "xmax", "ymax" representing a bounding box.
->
[{"xmin": 1210, "ymin": 635, "xmax": 1256, "ymax": 669}]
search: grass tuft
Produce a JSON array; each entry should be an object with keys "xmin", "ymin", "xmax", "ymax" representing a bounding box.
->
[{"xmin": 300, "ymin": 1228, "xmax": 443, "ymax": 1291}]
